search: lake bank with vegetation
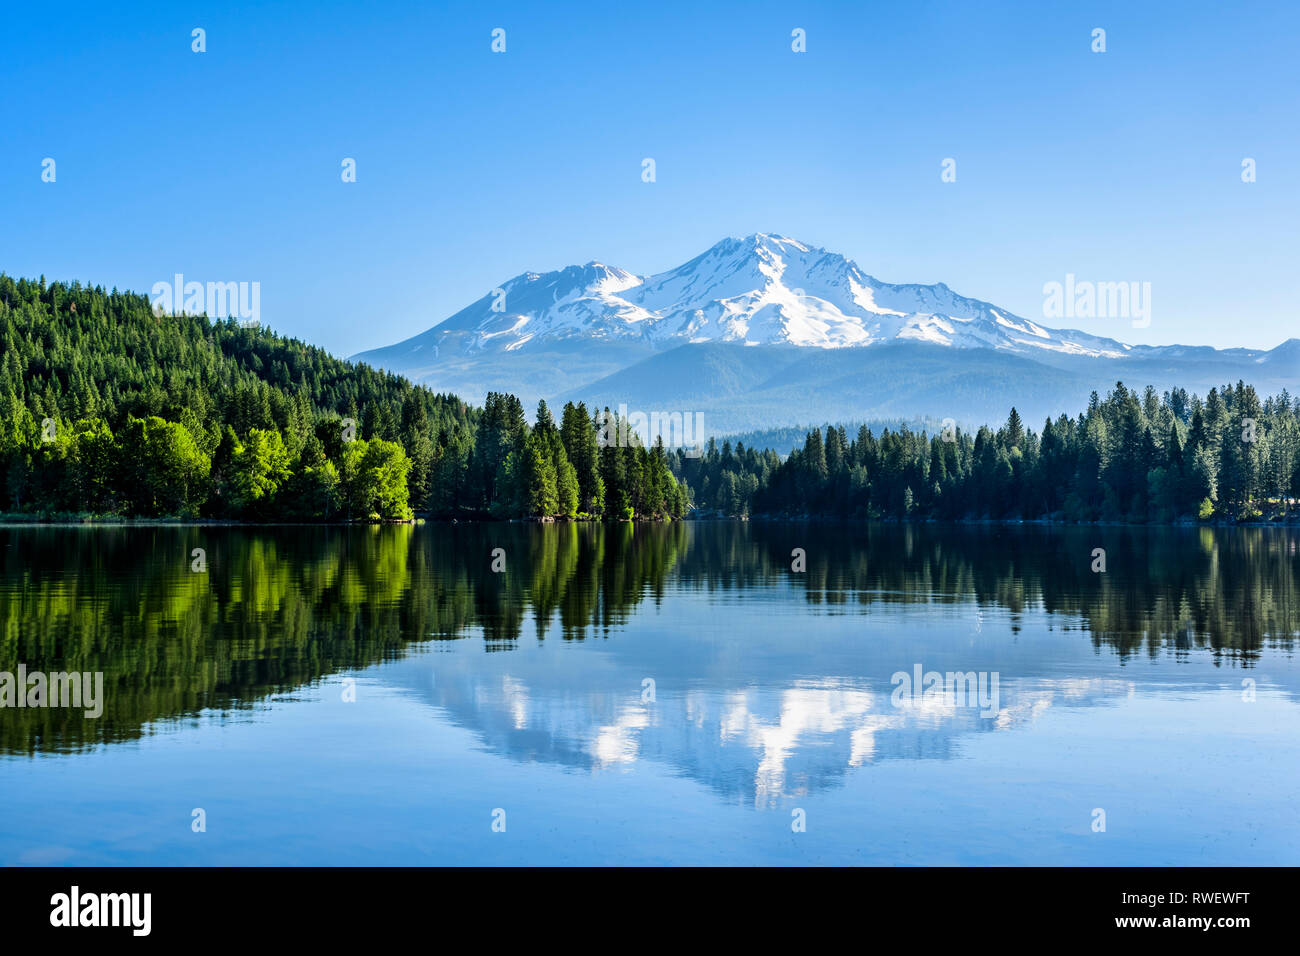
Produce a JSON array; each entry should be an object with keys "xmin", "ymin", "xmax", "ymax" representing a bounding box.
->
[
  {"xmin": 0, "ymin": 277, "xmax": 688, "ymax": 523},
  {"xmin": 673, "ymin": 382, "xmax": 1300, "ymax": 525},
  {"xmin": 2, "ymin": 275, "xmax": 1296, "ymax": 528},
  {"xmin": 3, "ymin": 510, "xmax": 1299, "ymax": 527}
]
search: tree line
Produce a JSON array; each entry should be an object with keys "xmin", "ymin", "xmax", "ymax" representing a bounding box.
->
[
  {"xmin": 5, "ymin": 275, "xmax": 1295, "ymax": 524},
  {"xmin": 671, "ymin": 382, "xmax": 1300, "ymax": 522},
  {"xmin": 427, "ymin": 392, "xmax": 688, "ymax": 520},
  {"xmin": 0, "ymin": 275, "xmax": 687, "ymax": 520}
]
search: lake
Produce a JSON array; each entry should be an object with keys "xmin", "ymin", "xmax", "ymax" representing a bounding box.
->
[{"xmin": 1, "ymin": 521, "xmax": 1297, "ymax": 865}]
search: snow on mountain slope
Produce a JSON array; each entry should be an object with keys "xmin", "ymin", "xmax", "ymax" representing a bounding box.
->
[
  {"xmin": 430, "ymin": 261, "xmax": 650, "ymax": 351},
  {"xmin": 361, "ymin": 234, "xmax": 1140, "ymax": 363}
]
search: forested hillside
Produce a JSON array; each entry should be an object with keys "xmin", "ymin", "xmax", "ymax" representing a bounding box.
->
[
  {"xmin": 0, "ymin": 276, "xmax": 687, "ymax": 521},
  {"xmin": 4, "ymin": 275, "xmax": 1293, "ymax": 525},
  {"xmin": 672, "ymin": 382, "xmax": 1300, "ymax": 522}
]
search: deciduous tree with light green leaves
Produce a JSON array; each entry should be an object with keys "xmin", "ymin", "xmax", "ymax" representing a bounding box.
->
[
  {"xmin": 118, "ymin": 416, "xmax": 211, "ymax": 517},
  {"xmin": 230, "ymin": 427, "xmax": 292, "ymax": 516},
  {"xmin": 340, "ymin": 438, "xmax": 412, "ymax": 520}
]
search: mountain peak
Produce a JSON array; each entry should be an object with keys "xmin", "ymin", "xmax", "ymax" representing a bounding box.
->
[
  {"xmin": 711, "ymin": 232, "xmax": 822, "ymax": 259},
  {"xmin": 745, "ymin": 231, "xmax": 813, "ymax": 249},
  {"xmin": 361, "ymin": 234, "xmax": 1150, "ymax": 359},
  {"xmin": 351, "ymin": 234, "xmax": 1294, "ymax": 433}
]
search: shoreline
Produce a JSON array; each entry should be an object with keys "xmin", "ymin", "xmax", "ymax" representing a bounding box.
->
[{"xmin": 0, "ymin": 514, "xmax": 1295, "ymax": 529}]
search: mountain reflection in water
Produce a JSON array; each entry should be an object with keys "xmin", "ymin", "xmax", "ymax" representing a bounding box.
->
[{"xmin": 2, "ymin": 522, "xmax": 1295, "ymax": 809}]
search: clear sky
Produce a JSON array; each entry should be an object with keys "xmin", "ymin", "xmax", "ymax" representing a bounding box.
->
[{"xmin": 2, "ymin": 0, "xmax": 1297, "ymax": 357}]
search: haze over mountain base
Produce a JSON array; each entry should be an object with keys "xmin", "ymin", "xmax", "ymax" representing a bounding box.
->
[{"xmin": 354, "ymin": 235, "xmax": 1299, "ymax": 434}]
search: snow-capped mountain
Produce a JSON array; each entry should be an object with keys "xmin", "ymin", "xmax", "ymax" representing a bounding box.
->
[
  {"xmin": 354, "ymin": 234, "xmax": 1297, "ymax": 433},
  {"xmin": 366, "ymin": 233, "xmax": 1131, "ymax": 359}
]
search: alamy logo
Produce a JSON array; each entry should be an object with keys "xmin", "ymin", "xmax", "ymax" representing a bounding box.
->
[
  {"xmin": 0, "ymin": 665, "xmax": 104, "ymax": 718},
  {"xmin": 1042, "ymin": 274, "xmax": 1151, "ymax": 328},
  {"xmin": 151, "ymin": 274, "xmax": 261, "ymax": 328},
  {"xmin": 597, "ymin": 404, "xmax": 705, "ymax": 458},
  {"xmin": 50, "ymin": 886, "xmax": 151, "ymax": 936},
  {"xmin": 890, "ymin": 664, "xmax": 1000, "ymax": 718}
]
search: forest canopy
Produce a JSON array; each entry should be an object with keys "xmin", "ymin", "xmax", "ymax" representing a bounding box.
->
[
  {"xmin": 2, "ymin": 274, "xmax": 1294, "ymax": 524},
  {"xmin": 0, "ymin": 275, "xmax": 686, "ymax": 521},
  {"xmin": 670, "ymin": 382, "xmax": 1300, "ymax": 523}
]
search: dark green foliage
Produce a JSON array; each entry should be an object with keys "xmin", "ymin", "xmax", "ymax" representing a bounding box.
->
[
  {"xmin": 0, "ymin": 275, "xmax": 483, "ymax": 519},
  {"xmin": 0, "ymin": 275, "xmax": 687, "ymax": 521},
  {"xmin": 673, "ymin": 387, "xmax": 1300, "ymax": 523},
  {"xmin": 425, "ymin": 399, "xmax": 687, "ymax": 520}
]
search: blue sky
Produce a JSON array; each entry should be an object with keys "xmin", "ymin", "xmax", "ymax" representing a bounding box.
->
[{"xmin": 2, "ymin": 0, "xmax": 1297, "ymax": 357}]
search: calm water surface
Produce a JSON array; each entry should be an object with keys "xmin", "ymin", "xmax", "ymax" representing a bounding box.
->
[{"xmin": 1, "ymin": 522, "xmax": 1297, "ymax": 865}]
